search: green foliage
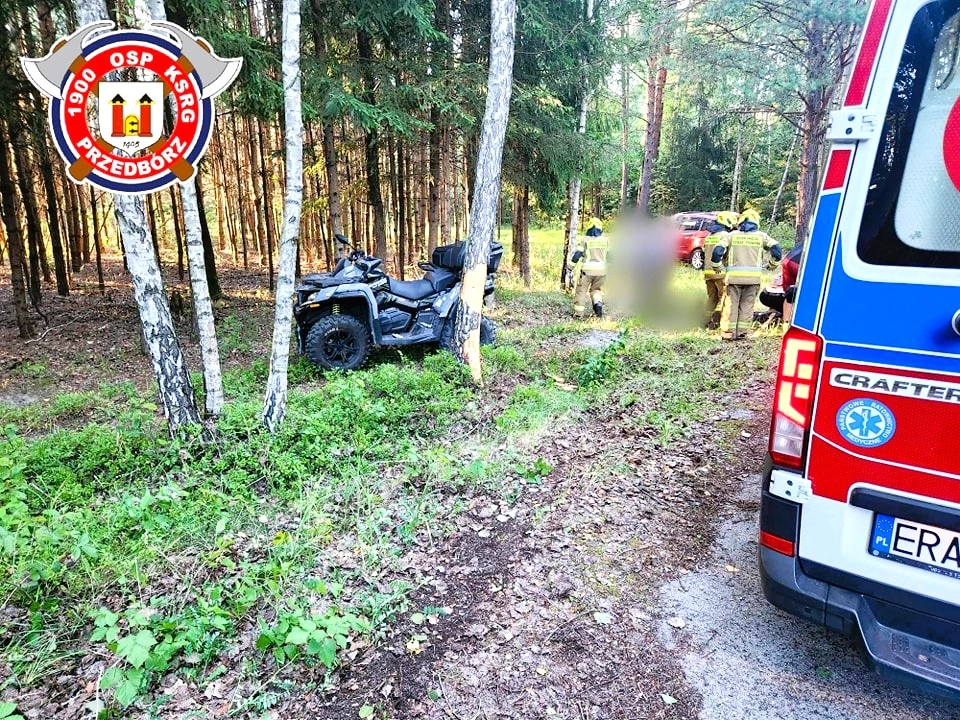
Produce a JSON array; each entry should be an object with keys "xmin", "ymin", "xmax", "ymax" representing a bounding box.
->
[
  {"xmin": 255, "ymin": 606, "xmax": 370, "ymax": 667},
  {"xmin": 577, "ymin": 331, "xmax": 630, "ymax": 387},
  {"xmin": 0, "ymin": 702, "xmax": 24, "ymax": 720}
]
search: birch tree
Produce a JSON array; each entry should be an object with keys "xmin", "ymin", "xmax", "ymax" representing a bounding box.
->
[
  {"xmin": 77, "ymin": 0, "xmax": 201, "ymax": 431},
  {"xmin": 453, "ymin": 0, "xmax": 516, "ymax": 383},
  {"xmin": 140, "ymin": 0, "xmax": 225, "ymax": 417},
  {"xmin": 263, "ymin": 0, "xmax": 303, "ymax": 430}
]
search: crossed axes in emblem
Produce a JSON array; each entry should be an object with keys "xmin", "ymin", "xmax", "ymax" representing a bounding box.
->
[{"xmin": 21, "ymin": 21, "xmax": 241, "ymax": 183}]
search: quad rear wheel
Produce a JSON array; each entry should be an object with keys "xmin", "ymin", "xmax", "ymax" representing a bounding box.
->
[
  {"xmin": 440, "ymin": 302, "xmax": 497, "ymax": 352},
  {"xmin": 305, "ymin": 314, "xmax": 371, "ymax": 370}
]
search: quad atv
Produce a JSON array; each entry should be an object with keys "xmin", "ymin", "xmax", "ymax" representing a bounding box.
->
[{"xmin": 293, "ymin": 234, "xmax": 503, "ymax": 370}]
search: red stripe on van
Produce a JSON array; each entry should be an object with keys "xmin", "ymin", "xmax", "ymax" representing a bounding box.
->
[
  {"xmin": 808, "ymin": 362, "xmax": 960, "ymax": 504},
  {"xmin": 822, "ymin": 150, "xmax": 852, "ymax": 190},
  {"xmin": 844, "ymin": 0, "xmax": 894, "ymax": 106}
]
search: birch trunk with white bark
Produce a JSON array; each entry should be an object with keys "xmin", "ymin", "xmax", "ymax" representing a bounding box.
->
[
  {"xmin": 263, "ymin": 0, "xmax": 303, "ymax": 430},
  {"xmin": 143, "ymin": 0, "xmax": 225, "ymax": 418},
  {"xmin": 453, "ymin": 0, "xmax": 516, "ymax": 383},
  {"xmin": 80, "ymin": 0, "xmax": 201, "ymax": 431}
]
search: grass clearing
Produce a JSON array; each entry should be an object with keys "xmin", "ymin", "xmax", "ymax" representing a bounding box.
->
[{"xmin": 0, "ymin": 230, "xmax": 788, "ymax": 716}]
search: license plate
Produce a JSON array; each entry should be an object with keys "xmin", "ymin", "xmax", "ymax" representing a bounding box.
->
[{"xmin": 870, "ymin": 514, "xmax": 960, "ymax": 580}]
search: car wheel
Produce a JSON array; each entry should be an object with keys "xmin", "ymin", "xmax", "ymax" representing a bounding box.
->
[
  {"xmin": 305, "ymin": 314, "xmax": 371, "ymax": 370},
  {"xmin": 689, "ymin": 248, "xmax": 705, "ymax": 270}
]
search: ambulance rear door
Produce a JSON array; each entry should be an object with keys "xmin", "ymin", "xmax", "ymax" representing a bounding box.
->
[{"xmin": 797, "ymin": 0, "xmax": 960, "ymax": 609}]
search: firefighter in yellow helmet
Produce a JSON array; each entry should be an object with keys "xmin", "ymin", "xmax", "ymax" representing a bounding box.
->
[
  {"xmin": 710, "ymin": 208, "xmax": 782, "ymax": 340},
  {"xmin": 571, "ymin": 217, "xmax": 608, "ymax": 318},
  {"xmin": 703, "ymin": 211, "xmax": 738, "ymax": 329}
]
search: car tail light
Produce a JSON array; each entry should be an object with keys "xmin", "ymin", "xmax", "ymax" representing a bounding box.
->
[{"xmin": 769, "ymin": 326, "xmax": 823, "ymax": 470}]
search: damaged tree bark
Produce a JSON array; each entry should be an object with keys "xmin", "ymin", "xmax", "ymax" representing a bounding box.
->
[{"xmin": 453, "ymin": 0, "xmax": 516, "ymax": 383}]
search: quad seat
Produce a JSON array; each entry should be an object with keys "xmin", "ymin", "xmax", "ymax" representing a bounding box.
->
[{"xmin": 389, "ymin": 277, "xmax": 436, "ymax": 300}]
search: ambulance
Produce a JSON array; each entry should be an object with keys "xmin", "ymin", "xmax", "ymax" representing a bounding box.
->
[{"xmin": 759, "ymin": 0, "xmax": 960, "ymax": 698}]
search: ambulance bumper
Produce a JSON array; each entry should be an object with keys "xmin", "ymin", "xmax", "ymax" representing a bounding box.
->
[{"xmin": 760, "ymin": 493, "xmax": 960, "ymax": 701}]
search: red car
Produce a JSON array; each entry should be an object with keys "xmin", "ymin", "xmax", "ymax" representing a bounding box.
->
[{"xmin": 672, "ymin": 211, "xmax": 717, "ymax": 270}]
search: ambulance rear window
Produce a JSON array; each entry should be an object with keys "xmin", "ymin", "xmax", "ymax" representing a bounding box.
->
[{"xmin": 857, "ymin": 0, "xmax": 960, "ymax": 269}]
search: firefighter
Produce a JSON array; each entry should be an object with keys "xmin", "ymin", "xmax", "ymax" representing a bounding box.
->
[
  {"xmin": 571, "ymin": 217, "xmax": 609, "ymax": 318},
  {"xmin": 710, "ymin": 208, "xmax": 782, "ymax": 340},
  {"xmin": 703, "ymin": 211, "xmax": 738, "ymax": 329}
]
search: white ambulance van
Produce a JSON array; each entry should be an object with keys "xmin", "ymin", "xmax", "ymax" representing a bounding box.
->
[{"xmin": 759, "ymin": 0, "xmax": 960, "ymax": 699}]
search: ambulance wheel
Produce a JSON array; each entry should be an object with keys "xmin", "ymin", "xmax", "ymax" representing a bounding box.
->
[{"xmin": 689, "ymin": 248, "xmax": 705, "ymax": 270}]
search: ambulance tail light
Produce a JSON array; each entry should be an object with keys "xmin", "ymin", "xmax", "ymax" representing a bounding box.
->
[{"xmin": 769, "ymin": 326, "xmax": 823, "ymax": 470}]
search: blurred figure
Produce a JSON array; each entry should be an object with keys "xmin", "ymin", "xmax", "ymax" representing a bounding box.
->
[
  {"xmin": 711, "ymin": 208, "xmax": 782, "ymax": 341},
  {"xmin": 703, "ymin": 211, "xmax": 738, "ymax": 329},
  {"xmin": 606, "ymin": 210, "xmax": 698, "ymax": 328},
  {"xmin": 570, "ymin": 217, "xmax": 609, "ymax": 318}
]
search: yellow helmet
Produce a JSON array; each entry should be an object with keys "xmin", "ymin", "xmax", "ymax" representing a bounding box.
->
[
  {"xmin": 738, "ymin": 208, "xmax": 760, "ymax": 226},
  {"xmin": 588, "ymin": 217, "xmax": 603, "ymax": 230},
  {"xmin": 714, "ymin": 211, "xmax": 738, "ymax": 229}
]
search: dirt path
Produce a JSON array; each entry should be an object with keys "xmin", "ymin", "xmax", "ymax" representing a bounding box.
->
[{"xmin": 297, "ymin": 372, "xmax": 960, "ymax": 720}]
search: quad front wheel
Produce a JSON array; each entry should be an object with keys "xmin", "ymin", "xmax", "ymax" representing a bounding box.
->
[{"xmin": 305, "ymin": 314, "xmax": 371, "ymax": 370}]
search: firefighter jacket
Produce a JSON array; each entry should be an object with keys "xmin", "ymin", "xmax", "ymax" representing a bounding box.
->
[
  {"xmin": 703, "ymin": 223, "xmax": 729, "ymax": 279},
  {"xmin": 575, "ymin": 233, "xmax": 609, "ymax": 277},
  {"xmin": 711, "ymin": 227, "xmax": 781, "ymax": 285}
]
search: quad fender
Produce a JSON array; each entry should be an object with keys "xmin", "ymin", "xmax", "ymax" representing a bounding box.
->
[
  {"xmin": 294, "ymin": 283, "xmax": 383, "ymax": 344},
  {"xmin": 434, "ymin": 282, "xmax": 461, "ymax": 319}
]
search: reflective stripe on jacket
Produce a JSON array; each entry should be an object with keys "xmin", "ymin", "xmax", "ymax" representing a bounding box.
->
[
  {"xmin": 715, "ymin": 230, "xmax": 776, "ymax": 285},
  {"xmin": 703, "ymin": 231, "xmax": 728, "ymax": 278},
  {"xmin": 580, "ymin": 235, "xmax": 608, "ymax": 276}
]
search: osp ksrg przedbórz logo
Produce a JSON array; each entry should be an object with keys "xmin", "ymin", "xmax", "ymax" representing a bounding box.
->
[{"xmin": 21, "ymin": 21, "xmax": 241, "ymax": 195}]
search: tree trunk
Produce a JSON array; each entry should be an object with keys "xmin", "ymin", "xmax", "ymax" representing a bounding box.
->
[
  {"xmin": 397, "ymin": 138, "xmax": 407, "ymax": 279},
  {"xmin": 620, "ymin": 50, "xmax": 630, "ymax": 207},
  {"xmin": 80, "ymin": 0, "xmax": 200, "ymax": 431},
  {"xmin": 771, "ymin": 125, "xmax": 800, "ymax": 225},
  {"xmin": 638, "ymin": 55, "xmax": 667, "ymax": 213},
  {"xmin": 12, "ymin": 140, "xmax": 43, "ymax": 305},
  {"xmin": 193, "ymin": 172, "xmax": 224, "ymax": 300},
  {"xmin": 357, "ymin": 29, "xmax": 388, "ymax": 262},
  {"xmin": 730, "ymin": 118, "xmax": 744, "ymax": 212},
  {"xmin": 0, "ymin": 122, "xmax": 34, "ymax": 338},
  {"xmin": 518, "ymin": 185, "xmax": 531, "ymax": 287},
  {"xmin": 795, "ymin": 90, "xmax": 828, "ymax": 245},
  {"xmin": 62, "ymin": 172, "xmax": 83, "ymax": 273},
  {"xmin": 90, "ymin": 186, "xmax": 105, "ymax": 295},
  {"xmin": 565, "ymin": 0, "xmax": 594, "ymax": 266},
  {"xmin": 39, "ymin": 150, "xmax": 70, "ymax": 295},
  {"xmin": 264, "ymin": 0, "xmax": 303, "ymax": 431},
  {"xmin": 149, "ymin": 0, "xmax": 227, "ymax": 417},
  {"xmin": 454, "ymin": 0, "xmax": 516, "ymax": 382},
  {"xmin": 308, "ymin": 0, "xmax": 344, "ymax": 252},
  {"xmin": 258, "ymin": 119, "xmax": 277, "ymax": 290},
  {"xmin": 428, "ymin": 108, "xmax": 442, "ymax": 253}
]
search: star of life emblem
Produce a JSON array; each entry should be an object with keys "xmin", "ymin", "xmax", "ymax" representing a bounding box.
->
[{"xmin": 836, "ymin": 398, "xmax": 896, "ymax": 448}]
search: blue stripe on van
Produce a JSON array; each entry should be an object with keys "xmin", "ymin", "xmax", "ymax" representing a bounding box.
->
[
  {"xmin": 820, "ymin": 243, "xmax": 960, "ymax": 357},
  {"xmin": 793, "ymin": 193, "xmax": 842, "ymax": 331},
  {"xmin": 824, "ymin": 342, "xmax": 960, "ymax": 376}
]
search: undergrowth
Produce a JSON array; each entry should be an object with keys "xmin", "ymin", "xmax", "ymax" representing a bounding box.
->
[{"xmin": 0, "ymin": 257, "xmax": 781, "ymax": 714}]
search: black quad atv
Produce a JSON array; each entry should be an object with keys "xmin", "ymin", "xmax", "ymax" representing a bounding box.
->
[{"xmin": 293, "ymin": 234, "xmax": 503, "ymax": 370}]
